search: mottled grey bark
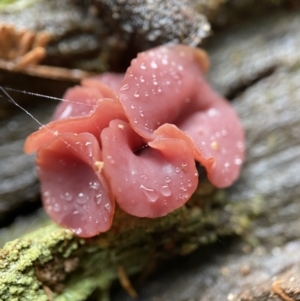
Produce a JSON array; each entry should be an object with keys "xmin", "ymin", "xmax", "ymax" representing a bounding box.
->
[
  {"xmin": 1, "ymin": 2, "xmax": 300, "ymax": 301},
  {"xmin": 112, "ymin": 9, "xmax": 300, "ymax": 301}
]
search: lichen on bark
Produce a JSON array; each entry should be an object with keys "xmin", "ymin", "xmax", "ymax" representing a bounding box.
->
[{"xmin": 0, "ymin": 181, "xmax": 261, "ymax": 300}]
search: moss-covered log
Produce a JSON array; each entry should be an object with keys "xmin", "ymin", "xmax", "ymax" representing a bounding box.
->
[
  {"xmin": 0, "ymin": 184, "xmax": 260, "ymax": 300},
  {"xmin": 1, "ymin": 3, "xmax": 300, "ymax": 301}
]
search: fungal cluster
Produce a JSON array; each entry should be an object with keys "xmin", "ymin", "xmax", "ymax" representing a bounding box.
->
[{"xmin": 25, "ymin": 45, "xmax": 245, "ymax": 237}]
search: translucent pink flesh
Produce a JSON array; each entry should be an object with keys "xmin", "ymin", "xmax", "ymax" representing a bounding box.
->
[
  {"xmin": 36, "ymin": 132, "xmax": 114, "ymax": 237},
  {"xmin": 82, "ymin": 73, "xmax": 124, "ymax": 92},
  {"xmin": 52, "ymin": 86, "xmax": 104, "ymax": 120},
  {"xmin": 25, "ymin": 44, "xmax": 245, "ymax": 237},
  {"xmin": 118, "ymin": 44, "xmax": 244, "ymax": 187},
  {"xmin": 24, "ymin": 98, "xmax": 127, "ymax": 154},
  {"xmin": 101, "ymin": 120, "xmax": 198, "ymax": 218},
  {"xmin": 53, "ymin": 74, "xmax": 119, "ymax": 121}
]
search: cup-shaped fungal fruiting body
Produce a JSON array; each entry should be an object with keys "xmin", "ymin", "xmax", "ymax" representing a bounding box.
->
[{"xmin": 25, "ymin": 44, "xmax": 245, "ymax": 237}]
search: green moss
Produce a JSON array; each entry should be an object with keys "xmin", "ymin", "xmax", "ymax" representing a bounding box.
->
[
  {"xmin": 0, "ymin": 0, "xmax": 42, "ymax": 12},
  {"xmin": 0, "ymin": 180, "xmax": 263, "ymax": 300}
]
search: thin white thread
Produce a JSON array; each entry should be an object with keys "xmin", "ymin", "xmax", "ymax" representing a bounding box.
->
[{"xmin": 0, "ymin": 86, "xmax": 126, "ymax": 154}]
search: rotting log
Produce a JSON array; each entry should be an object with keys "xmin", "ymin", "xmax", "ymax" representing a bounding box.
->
[
  {"xmin": 0, "ymin": 185, "xmax": 260, "ymax": 300},
  {"xmin": 1, "ymin": 3, "xmax": 300, "ymax": 301}
]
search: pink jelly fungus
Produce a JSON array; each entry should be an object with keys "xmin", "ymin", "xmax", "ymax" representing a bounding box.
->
[
  {"xmin": 36, "ymin": 132, "xmax": 114, "ymax": 237},
  {"xmin": 25, "ymin": 44, "xmax": 245, "ymax": 237},
  {"xmin": 101, "ymin": 119, "xmax": 198, "ymax": 217}
]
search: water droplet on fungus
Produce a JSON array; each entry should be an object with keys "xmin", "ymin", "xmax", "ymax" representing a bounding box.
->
[
  {"xmin": 77, "ymin": 192, "xmax": 88, "ymax": 204},
  {"xmin": 63, "ymin": 192, "xmax": 73, "ymax": 201},
  {"xmin": 53, "ymin": 203, "xmax": 61, "ymax": 212},
  {"xmin": 120, "ymin": 84, "xmax": 129, "ymax": 91},
  {"xmin": 96, "ymin": 193, "xmax": 102, "ymax": 204},
  {"xmin": 165, "ymin": 176, "xmax": 171, "ymax": 183},
  {"xmin": 235, "ymin": 157, "xmax": 242, "ymax": 165},
  {"xmin": 150, "ymin": 61, "xmax": 158, "ymax": 69},
  {"xmin": 160, "ymin": 185, "xmax": 172, "ymax": 197},
  {"xmin": 104, "ymin": 203, "xmax": 111, "ymax": 213},
  {"xmin": 140, "ymin": 184, "xmax": 158, "ymax": 202}
]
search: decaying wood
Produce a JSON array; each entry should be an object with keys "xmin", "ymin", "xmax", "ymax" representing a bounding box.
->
[
  {"xmin": 112, "ymin": 9, "xmax": 300, "ymax": 301},
  {"xmin": 1, "ymin": 2, "xmax": 300, "ymax": 301}
]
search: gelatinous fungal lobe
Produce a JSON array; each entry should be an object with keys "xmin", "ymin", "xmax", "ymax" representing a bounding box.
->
[
  {"xmin": 53, "ymin": 73, "xmax": 120, "ymax": 121},
  {"xmin": 25, "ymin": 44, "xmax": 245, "ymax": 238},
  {"xmin": 101, "ymin": 120, "xmax": 198, "ymax": 218},
  {"xmin": 36, "ymin": 132, "xmax": 114, "ymax": 237},
  {"xmin": 119, "ymin": 44, "xmax": 244, "ymax": 187},
  {"xmin": 24, "ymin": 78, "xmax": 127, "ymax": 154}
]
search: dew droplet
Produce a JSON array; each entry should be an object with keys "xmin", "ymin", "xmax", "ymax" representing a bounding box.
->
[
  {"xmin": 224, "ymin": 162, "xmax": 230, "ymax": 168},
  {"xmin": 139, "ymin": 110, "xmax": 144, "ymax": 117},
  {"xmin": 89, "ymin": 181, "xmax": 100, "ymax": 190},
  {"xmin": 145, "ymin": 91, "xmax": 149, "ymax": 97},
  {"xmin": 131, "ymin": 104, "xmax": 135, "ymax": 109},
  {"xmin": 77, "ymin": 192, "xmax": 88, "ymax": 204},
  {"xmin": 207, "ymin": 108, "xmax": 219, "ymax": 117},
  {"xmin": 63, "ymin": 192, "xmax": 73, "ymax": 201},
  {"xmin": 107, "ymin": 155, "xmax": 115, "ymax": 164},
  {"xmin": 74, "ymin": 228, "xmax": 82, "ymax": 235},
  {"xmin": 234, "ymin": 157, "xmax": 242, "ymax": 165},
  {"xmin": 133, "ymin": 91, "xmax": 139, "ymax": 98},
  {"xmin": 140, "ymin": 76, "xmax": 145, "ymax": 82},
  {"xmin": 53, "ymin": 203, "xmax": 61, "ymax": 212},
  {"xmin": 182, "ymin": 192, "xmax": 189, "ymax": 199},
  {"xmin": 162, "ymin": 58, "xmax": 168, "ymax": 65},
  {"xmin": 104, "ymin": 203, "xmax": 111, "ymax": 213},
  {"xmin": 140, "ymin": 63, "xmax": 146, "ymax": 70},
  {"xmin": 120, "ymin": 84, "xmax": 129, "ymax": 91},
  {"xmin": 160, "ymin": 185, "xmax": 172, "ymax": 197},
  {"xmin": 150, "ymin": 61, "xmax": 158, "ymax": 69},
  {"xmin": 96, "ymin": 193, "xmax": 102, "ymax": 204},
  {"xmin": 85, "ymin": 141, "xmax": 93, "ymax": 157},
  {"xmin": 221, "ymin": 130, "xmax": 228, "ymax": 136},
  {"xmin": 175, "ymin": 167, "xmax": 180, "ymax": 173},
  {"xmin": 165, "ymin": 176, "xmax": 171, "ymax": 183},
  {"xmin": 140, "ymin": 174, "xmax": 149, "ymax": 180},
  {"xmin": 236, "ymin": 141, "xmax": 245, "ymax": 151},
  {"xmin": 140, "ymin": 184, "xmax": 158, "ymax": 202}
]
